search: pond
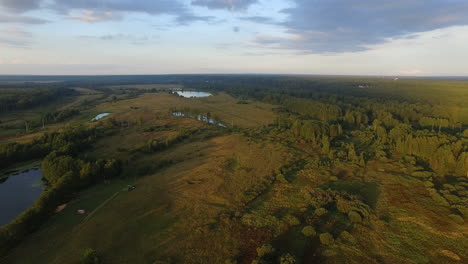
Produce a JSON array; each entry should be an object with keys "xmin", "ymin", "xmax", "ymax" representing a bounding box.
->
[
  {"xmin": 176, "ymin": 91, "xmax": 212, "ymax": 98},
  {"xmin": 0, "ymin": 168, "xmax": 43, "ymax": 226},
  {"xmin": 172, "ymin": 112, "xmax": 227, "ymax": 127},
  {"xmin": 91, "ymin": 113, "xmax": 111, "ymax": 121}
]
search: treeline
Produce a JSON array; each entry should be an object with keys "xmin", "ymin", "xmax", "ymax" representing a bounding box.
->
[
  {"xmin": 0, "ymin": 87, "xmax": 75, "ymax": 113},
  {"xmin": 0, "ymin": 152, "xmax": 122, "ymax": 254},
  {"xmin": 0, "ymin": 126, "xmax": 105, "ymax": 170},
  {"xmin": 42, "ymin": 108, "xmax": 80, "ymax": 125},
  {"xmin": 0, "ymin": 125, "xmax": 120, "ymax": 254}
]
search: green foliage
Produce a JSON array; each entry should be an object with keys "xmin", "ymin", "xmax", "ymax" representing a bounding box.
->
[
  {"xmin": 0, "ymin": 125, "xmax": 103, "ymax": 170},
  {"xmin": 0, "ymin": 87, "xmax": 75, "ymax": 113},
  {"xmin": 283, "ymin": 215, "xmax": 300, "ymax": 226},
  {"xmin": 448, "ymin": 214, "xmax": 464, "ymax": 225},
  {"xmin": 225, "ymin": 156, "xmax": 239, "ymax": 173},
  {"xmin": 348, "ymin": 211, "xmax": 363, "ymax": 223},
  {"xmin": 256, "ymin": 244, "xmax": 274, "ymax": 257},
  {"xmin": 279, "ymin": 253, "xmax": 296, "ymax": 264},
  {"xmin": 338, "ymin": 231, "xmax": 356, "ymax": 245},
  {"xmin": 301, "ymin": 226, "xmax": 316, "ymax": 237},
  {"xmin": 319, "ymin": 233, "xmax": 334, "ymax": 246},
  {"xmin": 314, "ymin": 208, "xmax": 328, "ymax": 217},
  {"xmin": 81, "ymin": 249, "xmax": 102, "ymax": 264},
  {"xmin": 427, "ymin": 188, "xmax": 450, "ymax": 206},
  {"xmin": 0, "ymin": 152, "xmax": 122, "ymax": 255},
  {"xmin": 322, "ymin": 181, "xmax": 380, "ymax": 209}
]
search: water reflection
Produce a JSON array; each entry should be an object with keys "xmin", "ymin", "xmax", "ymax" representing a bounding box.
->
[
  {"xmin": 0, "ymin": 168, "xmax": 43, "ymax": 226},
  {"xmin": 172, "ymin": 112, "xmax": 226, "ymax": 127}
]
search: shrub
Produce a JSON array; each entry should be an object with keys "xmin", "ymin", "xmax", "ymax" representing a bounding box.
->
[
  {"xmin": 314, "ymin": 208, "xmax": 328, "ymax": 217},
  {"xmin": 424, "ymin": 181, "xmax": 434, "ymax": 188},
  {"xmin": 280, "ymin": 253, "xmax": 296, "ymax": 264},
  {"xmin": 283, "ymin": 215, "xmax": 300, "ymax": 226},
  {"xmin": 348, "ymin": 211, "xmax": 363, "ymax": 223},
  {"xmin": 448, "ymin": 214, "xmax": 464, "ymax": 225},
  {"xmin": 276, "ymin": 173, "xmax": 288, "ymax": 183},
  {"xmin": 301, "ymin": 226, "xmax": 316, "ymax": 237},
  {"xmin": 256, "ymin": 244, "xmax": 274, "ymax": 257},
  {"xmin": 225, "ymin": 156, "xmax": 239, "ymax": 173},
  {"xmin": 319, "ymin": 233, "xmax": 334, "ymax": 246},
  {"xmin": 339, "ymin": 231, "xmax": 356, "ymax": 245},
  {"xmin": 428, "ymin": 189, "xmax": 450, "ymax": 206},
  {"xmin": 81, "ymin": 249, "xmax": 102, "ymax": 264}
]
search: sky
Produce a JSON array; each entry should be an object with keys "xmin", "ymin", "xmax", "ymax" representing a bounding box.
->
[{"xmin": 0, "ymin": 0, "xmax": 467, "ymax": 76}]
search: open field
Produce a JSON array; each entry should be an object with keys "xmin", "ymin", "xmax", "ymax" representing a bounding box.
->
[{"xmin": 90, "ymin": 92, "xmax": 277, "ymax": 128}]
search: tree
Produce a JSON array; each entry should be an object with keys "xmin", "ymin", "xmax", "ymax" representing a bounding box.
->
[
  {"xmin": 280, "ymin": 253, "xmax": 296, "ymax": 264},
  {"xmin": 319, "ymin": 233, "xmax": 334, "ymax": 245},
  {"xmin": 301, "ymin": 226, "xmax": 316, "ymax": 237},
  {"xmin": 81, "ymin": 248, "xmax": 102, "ymax": 264}
]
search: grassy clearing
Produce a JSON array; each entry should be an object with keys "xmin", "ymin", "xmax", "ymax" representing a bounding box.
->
[{"xmin": 91, "ymin": 93, "xmax": 276, "ymax": 128}]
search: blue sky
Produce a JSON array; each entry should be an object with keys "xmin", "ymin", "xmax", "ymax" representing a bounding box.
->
[{"xmin": 0, "ymin": 0, "xmax": 467, "ymax": 75}]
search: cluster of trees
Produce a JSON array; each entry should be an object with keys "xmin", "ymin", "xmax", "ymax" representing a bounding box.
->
[
  {"xmin": 0, "ymin": 126, "xmax": 105, "ymax": 170},
  {"xmin": 219, "ymin": 77, "xmax": 467, "ymax": 178},
  {"xmin": 0, "ymin": 152, "xmax": 122, "ymax": 254},
  {"xmin": 41, "ymin": 108, "xmax": 80, "ymax": 125},
  {"xmin": 0, "ymin": 87, "xmax": 75, "ymax": 113}
]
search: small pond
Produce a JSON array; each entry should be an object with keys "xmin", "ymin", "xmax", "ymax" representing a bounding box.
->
[
  {"xmin": 91, "ymin": 113, "xmax": 111, "ymax": 121},
  {"xmin": 0, "ymin": 168, "xmax": 43, "ymax": 226},
  {"xmin": 176, "ymin": 91, "xmax": 212, "ymax": 98},
  {"xmin": 172, "ymin": 112, "xmax": 226, "ymax": 127}
]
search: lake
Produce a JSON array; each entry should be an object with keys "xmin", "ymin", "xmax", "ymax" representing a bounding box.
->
[
  {"xmin": 176, "ymin": 91, "xmax": 212, "ymax": 98},
  {"xmin": 172, "ymin": 112, "xmax": 226, "ymax": 127},
  {"xmin": 0, "ymin": 169, "xmax": 44, "ymax": 226},
  {"xmin": 91, "ymin": 113, "xmax": 111, "ymax": 121}
]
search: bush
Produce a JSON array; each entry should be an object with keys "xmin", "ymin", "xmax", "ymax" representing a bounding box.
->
[
  {"xmin": 339, "ymin": 231, "xmax": 356, "ymax": 244},
  {"xmin": 276, "ymin": 173, "xmax": 288, "ymax": 183},
  {"xmin": 283, "ymin": 215, "xmax": 300, "ymax": 226},
  {"xmin": 449, "ymin": 214, "xmax": 464, "ymax": 225},
  {"xmin": 256, "ymin": 244, "xmax": 274, "ymax": 257},
  {"xmin": 314, "ymin": 208, "xmax": 328, "ymax": 217},
  {"xmin": 280, "ymin": 253, "xmax": 296, "ymax": 264},
  {"xmin": 81, "ymin": 249, "xmax": 102, "ymax": 264},
  {"xmin": 428, "ymin": 189, "xmax": 450, "ymax": 206},
  {"xmin": 348, "ymin": 211, "xmax": 362, "ymax": 223},
  {"xmin": 319, "ymin": 233, "xmax": 334, "ymax": 246},
  {"xmin": 225, "ymin": 156, "xmax": 239, "ymax": 173},
  {"xmin": 301, "ymin": 226, "xmax": 316, "ymax": 237}
]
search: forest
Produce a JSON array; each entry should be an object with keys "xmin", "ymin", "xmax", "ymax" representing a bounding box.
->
[{"xmin": 0, "ymin": 75, "xmax": 466, "ymax": 264}]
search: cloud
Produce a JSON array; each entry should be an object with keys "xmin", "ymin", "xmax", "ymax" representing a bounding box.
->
[
  {"xmin": 79, "ymin": 33, "xmax": 150, "ymax": 42},
  {"xmin": 0, "ymin": 13, "xmax": 49, "ymax": 24},
  {"xmin": 0, "ymin": 0, "xmax": 42, "ymax": 13},
  {"xmin": 51, "ymin": 0, "xmax": 209, "ymax": 24},
  {"xmin": 192, "ymin": 0, "xmax": 258, "ymax": 10},
  {"xmin": 273, "ymin": 0, "xmax": 468, "ymax": 53},
  {"xmin": 240, "ymin": 16, "xmax": 277, "ymax": 24},
  {"xmin": 0, "ymin": 0, "xmax": 213, "ymax": 24},
  {"xmin": 0, "ymin": 27, "xmax": 32, "ymax": 47},
  {"xmin": 70, "ymin": 10, "xmax": 123, "ymax": 23}
]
